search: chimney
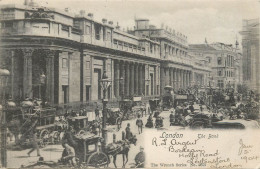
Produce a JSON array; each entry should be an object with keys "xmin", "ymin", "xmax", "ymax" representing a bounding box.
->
[
  {"xmin": 102, "ymin": 18, "xmax": 107, "ymax": 24},
  {"xmin": 28, "ymin": 0, "xmax": 38, "ymax": 7},
  {"xmin": 88, "ymin": 13, "xmax": 93, "ymax": 19},
  {"xmin": 116, "ymin": 22, "xmax": 120, "ymax": 30},
  {"xmin": 108, "ymin": 21, "xmax": 113, "ymax": 25},
  {"xmin": 80, "ymin": 10, "xmax": 86, "ymax": 16},
  {"xmin": 24, "ymin": 0, "xmax": 29, "ymax": 5}
]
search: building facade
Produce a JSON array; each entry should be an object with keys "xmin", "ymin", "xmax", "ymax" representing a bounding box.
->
[
  {"xmin": 189, "ymin": 42, "xmax": 241, "ymax": 89},
  {"xmin": 240, "ymin": 18, "xmax": 260, "ymax": 93},
  {"xmin": 0, "ymin": 3, "xmax": 210, "ymax": 106},
  {"xmin": 132, "ymin": 19, "xmax": 211, "ymax": 93}
]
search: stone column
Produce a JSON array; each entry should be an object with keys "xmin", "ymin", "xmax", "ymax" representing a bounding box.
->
[
  {"xmin": 22, "ymin": 49, "xmax": 33, "ymax": 99},
  {"xmin": 142, "ymin": 65, "xmax": 145, "ymax": 95},
  {"xmin": 134, "ymin": 63, "xmax": 139, "ymax": 95},
  {"xmin": 171, "ymin": 68, "xmax": 174, "ymax": 87},
  {"xmin": 125, "ymin": 62, "xmax": 130, "ymax": 97},
  {"xmin": 179, "ymin": 70, "xmax": 182, "ymax": 89},
  {"xmin": 46, "ymin": 50, "xmax": 55, "ymax": 104},
  {"xmin": 179, "ymin": 69, "xmax": 182, "ymax": 89},
  {"xmin": 144, "ymin": 64, "xmax": 149, "ymax": 96},
  {"xmin": 165, "ymin": 68, "xmax": 169, "ymax": 86},
  {"xmin": 175, "ymin": 69, "xmax": 178, "ymax": 89},
  {"xmin": 160, "ymin": 67, "xmax": 165, "ymax": 95},
  {"xmin": 183, "ymin": 71, "xmax": 186, "ymax": 89},
  {"xmin": 120, "ymin": 61, "xmax": 125, "ymax": 99},
  {"xmin": 130, "ymin": 63, "xmax": 135, "ymax": 96},
  {"xmin": 169, "ymin": 68, "xmax": 172, "ymax": 87},
  {"xmin": 114, "ymin": 60, "xmax": 120, "ymax": 98},
  {"xmin": 183, "ymin": 70, "xmax": 186, "ymax": 88},
  {"xmin": 139, "ymin": 63, "xmax": 143, "ymax": 95},
  {"xmin": 187, "ymin": 71, "xmax": 190, "ymax": 87}
]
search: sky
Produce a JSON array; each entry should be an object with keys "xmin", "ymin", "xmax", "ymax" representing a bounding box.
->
[{"xmin": 1, "ymin": 0, "xmax": 260, "ymax": 45}]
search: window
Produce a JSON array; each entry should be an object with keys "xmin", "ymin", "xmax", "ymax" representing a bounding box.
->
[
  {"xmin": 5, "ymin": 21, "xmax": 13, "ymax": 28},
  {"xmin": 94, "ymin": 24, "xmax": 101, "ymax": 40},
  {"xmin": 207, "ymin": 57, "xmax": 211, "ymax": 63},
  {"xmin": 217, "ymin": 57, "xmax": 222, "ymax": 65},
  {"xmin": 85, "ymin": 25, "xmax": 90, "ymax": 34},
  {"xmin": 86, "ymin": 85, "xmax": 91, "ymax": 101},
  {"xmin": 150, "ymin": 44, "xmax": 153, "ymax": 53},
  {"xmin": 86, "ymin": 61, "xmax": 90, "ymax": 69},
  {"xmin": 218, "ymin": 70, "xmax": 222, "ymax": 76},
  {"xmin": 218, "ymin": 80, "xmax": 224, "ymax": 88},
  {"xmin": 62, "ymin": 58, "xmax": 68, "ymax": 68},
  {"xmin": 164, "ymin": 44, "xmax": 167, "ymax": 56},
  {"xmin": 107, "ymin": 31, "xmax": 111, "ymax": 41}
]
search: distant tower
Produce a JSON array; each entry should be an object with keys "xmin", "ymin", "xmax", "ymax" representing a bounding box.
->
[
  {"xmin": 24, "ymin": 0, "xmax": 29, "ymax": 5},
  {"xmin": 28, "ymin": 0, "xmax": 38, "ymax": 7},
  {"xmin": 235, "ymin": 35, "xmax": 239, "ymax": 49},
  {"xmin": 205, "ymin": 38, "xmax": 208, "ymax": 45}
]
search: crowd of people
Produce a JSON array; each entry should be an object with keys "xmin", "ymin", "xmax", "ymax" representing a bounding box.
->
[{"xmin": 5, "ymin": 85, "xmax": 260, "ymax": 168}]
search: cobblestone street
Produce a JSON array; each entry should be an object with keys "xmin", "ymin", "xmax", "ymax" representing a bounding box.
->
[{"xmin": 7, "ymin": 111, "xmax": 185, "ymax": 168}]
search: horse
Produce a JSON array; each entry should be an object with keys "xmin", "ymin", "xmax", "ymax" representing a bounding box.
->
[{"xmin": 105, "ymin": 135, "xmax": 137, "ymax": 168}]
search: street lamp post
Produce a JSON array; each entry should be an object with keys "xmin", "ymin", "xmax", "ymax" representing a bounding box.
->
[
  {"xmin": 100, "ymin": 69, "xmax": 111, "ymax": 147},
  {"xmin": 0, "ymin": 68, "xmax": 10, "ymax": 168}
]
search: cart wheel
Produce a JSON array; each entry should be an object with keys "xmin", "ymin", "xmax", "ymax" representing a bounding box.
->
[
  {"xmin": 78, "ymin": 130, "xmax": 85, "ymax": 135},
  {"xmin": 190, "ymin": 121, "xmax": 205, "ymax": 129},
  {"xmin": 116, "ymin": 117, "xmax": 122, "ymax": 130},
  {"xmin": 39, "ymin": 129, "xmax": 49, "ymax": 148},
  {"xmin": 50, "ymin": 131, "xmax": 60, "ymax": 144},
  {"xmin": 86, "ymin": 152, "xmax": 109, "ymax": 168}
]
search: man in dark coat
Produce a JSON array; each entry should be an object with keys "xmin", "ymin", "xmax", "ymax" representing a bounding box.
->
[
  {"xmin": 27, "ymin": 130, "xmax": 41, "ymax": 157},
  {"xmin": 136, "ymin": 114, "xmax": 143, "ymax": 134},
  {"xmin": 125, "ymin": 123, "xmax": 132, "ymax": 140},
  {"xmin": 135, "ymin": 146, "xmax": 145, "ymax": 168}
]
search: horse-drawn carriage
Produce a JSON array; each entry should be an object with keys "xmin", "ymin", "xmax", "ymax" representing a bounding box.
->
[
  {"xmin": 6, "ymin": 101, "xmax": 65, "ymax": 148},
  {"xmin": 21, "ymin": 134, "xmax": 109, "ymax": 168},
  {"xmin": 107, "ymin": 108, "xmax": 122, "ymax": 130},
  {"xmin": 19, "ymin": 107, "xmax": 64, "ymax": 148},
  {"xmin": 67, "ymin": 116, "xmax": 92, "ymax": 135},
  {"xmin": 174, "ymin": 94, "xmax": 195, "ymax": 107},
  {"xmin": 119, "ymin": 99, "xmax": 136, "ymax": 120},
  {"xmin": 22, "ymin": 130, "xmax": 138, "ymax": 168},
  {"xmin": 131, "ymin": 97, "xmax": 146, "ymax": 117},
  {"xmin": 149, "ymin": 98, "xmax": 161, "ymax": 113}
]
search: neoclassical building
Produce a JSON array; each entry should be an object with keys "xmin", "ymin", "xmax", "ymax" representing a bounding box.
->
[
  {"xmin": 189, "ymin": 42, "xmax": 242, "ymax": 89},
  {"xmin": 240, "ymin": 18, "xmax": 260, "ymax": 93},
  {"xmin": 0, "ymin": 3, "xmax": 210, "ymax": 106}
]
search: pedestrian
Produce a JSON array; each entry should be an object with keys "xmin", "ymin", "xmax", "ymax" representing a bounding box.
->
[
  {"xmin": 136, "ymin": 114, "xmax": 143, "ymax": 134},
  {"xmin": 134, "ymin": 146, "xmax": 145, "ymax": 168},
  {"xmin": 27, "ymin": 129, "xmax": 41, "ymax": 157},
  {"xmin": 170, "ymin": 111, "xmax": 174, "ymax": 126},
  {"xmin": 145, "ymin": 114, "xmax": 153, "ymax": 128},
  {"xmin": 60, "ymin": 142, "xmax": 76, "ymax": 166},
  {"xmin": 125, "ymin": 123, "xmax": 132, "ymax": 140},
  {"xmin": 95, "ymin": 107, "xmax": 100, "ymax": 118},
  {"xmin": 71, "ymin": 110, "xmax": 77, "ymax": 117},
  {"xmin": 82, "ymin": 109, "xmax": 87, "ymax": 116}
]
